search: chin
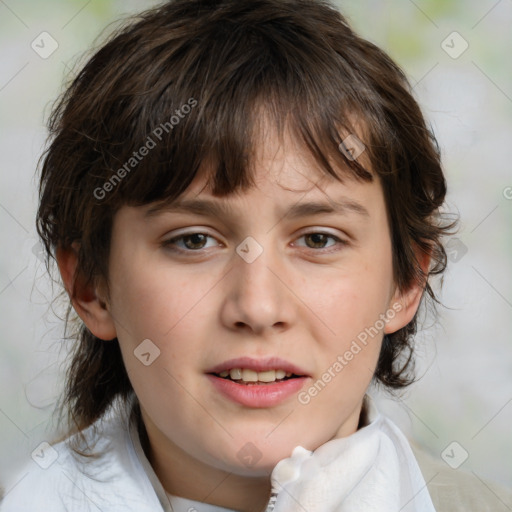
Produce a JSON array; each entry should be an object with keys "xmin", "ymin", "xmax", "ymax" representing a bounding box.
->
[
  {"xmin": 205, "ymin": 441, "xmax": 299, "ymax": 476},
  {"xmin": 229, "ymin": 454, "xmax": 289, "ymax": 477}
]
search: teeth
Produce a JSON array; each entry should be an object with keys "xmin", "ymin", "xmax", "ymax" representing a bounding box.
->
[
  {"xmin": 230, "ymin": 368, "xmax": 242, "ymax": 380},
  {"xmin": 217, "ymin": 368, "xmax": 296, "ymax": 383},
  {"xmin": 256, "ymin": 370, "xmax": 276, "ymax": 382},
  {"xmin": 242, "ymin": 369, "xmax": 258, "ymax": 382}
]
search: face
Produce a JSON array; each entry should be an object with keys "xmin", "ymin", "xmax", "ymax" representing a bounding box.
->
[{"xmin": 92, "ymin": 124, "xmax": 416, "ymax": 478}]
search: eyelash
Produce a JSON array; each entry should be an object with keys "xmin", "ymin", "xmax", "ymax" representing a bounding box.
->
[{"xmin": 161, "ymin": 231, "xmax": 348, "ymax": 254}]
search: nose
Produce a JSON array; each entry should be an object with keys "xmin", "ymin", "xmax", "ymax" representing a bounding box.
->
[{"xmin": 219, "ymin": 238, "xmax": 297, "ymax": 336}]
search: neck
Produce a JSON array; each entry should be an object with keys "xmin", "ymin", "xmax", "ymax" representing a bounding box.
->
[
  {"xmin": 135, "ymin": 399, "xmax": 368, "ymax": 512},
  {"xmin": 136, "ymin": 406, "xmax": 272, "ymax": 512}
]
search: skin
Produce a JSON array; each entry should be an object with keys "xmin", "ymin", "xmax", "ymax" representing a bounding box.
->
[{"xmin": 58, "ymin": 121, "xmax": 428, "ymax": 512}]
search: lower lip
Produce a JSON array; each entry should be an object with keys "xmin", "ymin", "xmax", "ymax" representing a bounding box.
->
[{"xmin": 206, "ymin": 374, "xmax": 309, "ymax": 408}]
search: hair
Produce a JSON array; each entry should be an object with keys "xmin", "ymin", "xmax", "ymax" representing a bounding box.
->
[{"xmin": 37, "ymin": 0, "xmax": 456, "ymax": 435}]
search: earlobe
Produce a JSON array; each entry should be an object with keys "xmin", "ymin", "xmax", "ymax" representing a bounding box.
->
[
  {"xmin": 56, "ymin": 245, "xmax": 117, "ymax": 341},
  {"xmin": 384, "ymin": 246, "xmax": 431, "ymax": 335}
]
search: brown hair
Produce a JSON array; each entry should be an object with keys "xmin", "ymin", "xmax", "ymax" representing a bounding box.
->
[{"xmin": 37, "ymin": 0, "xmax": 456, "ymax": 434}]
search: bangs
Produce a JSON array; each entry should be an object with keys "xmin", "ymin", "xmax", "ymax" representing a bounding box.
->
[{"xmin": 89, "ymin": 1, "xmax": 375, "ymax": 210}]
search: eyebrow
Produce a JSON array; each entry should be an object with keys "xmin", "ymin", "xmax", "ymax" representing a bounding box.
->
[{"xmin": 144, "ymin": 196, "xmax": 369, "ymax": 220}]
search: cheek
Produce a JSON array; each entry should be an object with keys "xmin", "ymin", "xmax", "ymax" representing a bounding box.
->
[
  {"xmin": 110, "ymin": 264, "xmax": 206, "ymax": 410},
  {"xmin": 312, "ymin": 266, "xmax": 392, "ymax": 338},
  {"xmin": 108, "ymin": 251, "xmax": 197, "ymax": 340},
  {"xmin": 108, "ymin": 257, "xmax": 216, "ymax": 394},
  {"xmin": 304, "ymin": 251, "xmax": 393, "ymax": 383},
  {"xmin": 303, "ymin": 275, "xmax": 387, "ymax": 413}
]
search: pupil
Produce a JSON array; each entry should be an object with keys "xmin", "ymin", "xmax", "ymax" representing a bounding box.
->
[
  {"xmin": 307, "ymin": 233, "xmax": 327, "ymax": 248},
  {"xmin": 185, "ymin": 233, "xmax": 206, "ymax": 249}
]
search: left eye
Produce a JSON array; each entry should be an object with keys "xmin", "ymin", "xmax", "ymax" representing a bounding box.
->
[
  {"xmin": 162, "ymin": 231, "xmax": 345, "ymax": 252},
  {"xmin": 295, "ymin": 232, "xmax": 343, "ymax": 250}
]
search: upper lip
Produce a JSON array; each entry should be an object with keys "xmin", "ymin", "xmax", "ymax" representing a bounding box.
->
[{"xmin": 206, "ymin": 356, "xmax": 310, "ymax": 376}]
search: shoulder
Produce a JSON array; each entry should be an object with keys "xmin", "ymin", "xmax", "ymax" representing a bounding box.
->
[
  {"xmin": 0, "ymin": 407, "xmax": 162, "ymax": 512},
  {"xmin": 411, "ymin": 443, "xmax": 512, "ymax": 512}
]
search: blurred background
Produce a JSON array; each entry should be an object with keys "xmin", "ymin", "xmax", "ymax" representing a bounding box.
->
[{"xmin": 1, "ymin": 0, "xmax": 511, "ymax": 497}]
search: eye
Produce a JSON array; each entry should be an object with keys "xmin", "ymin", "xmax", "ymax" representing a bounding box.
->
[
  {"xmin": 294, "ymin": 231, "xmax": 347, "ymax": 251},
  {"xmin": 162, "ymin": 232, "xmax": 220, "ymax": 252}
]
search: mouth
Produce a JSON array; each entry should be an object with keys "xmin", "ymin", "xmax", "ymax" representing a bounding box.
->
[
  {"xmin": 205, "ymin": 356, "xmax": 310, "ymax": 385},
  {"xmin": 209, "ymin": 368, "xmax": 303, "ymax": 385},
  {"xmin": 205, "ymin": 361, "xmax": 310, "ymax": 407}
]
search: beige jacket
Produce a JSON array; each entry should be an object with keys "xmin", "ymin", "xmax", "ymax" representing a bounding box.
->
[{"xmin": 411, "ymin": 443, "xmax": 512, "ymax": 511}]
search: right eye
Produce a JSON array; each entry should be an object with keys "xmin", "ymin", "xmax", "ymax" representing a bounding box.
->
[{"xmin": 161, "ymin": 232, "xmax": 221, "ymax": 252}]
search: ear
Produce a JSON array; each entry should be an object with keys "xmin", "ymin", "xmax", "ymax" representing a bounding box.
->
[
  {"xmin": 56, "ymin": 244, "xmax": 117, "ymax": 341},
  {"xmin": 384, "ymin": 245, "xmax": 431, "ymax": 335}
]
